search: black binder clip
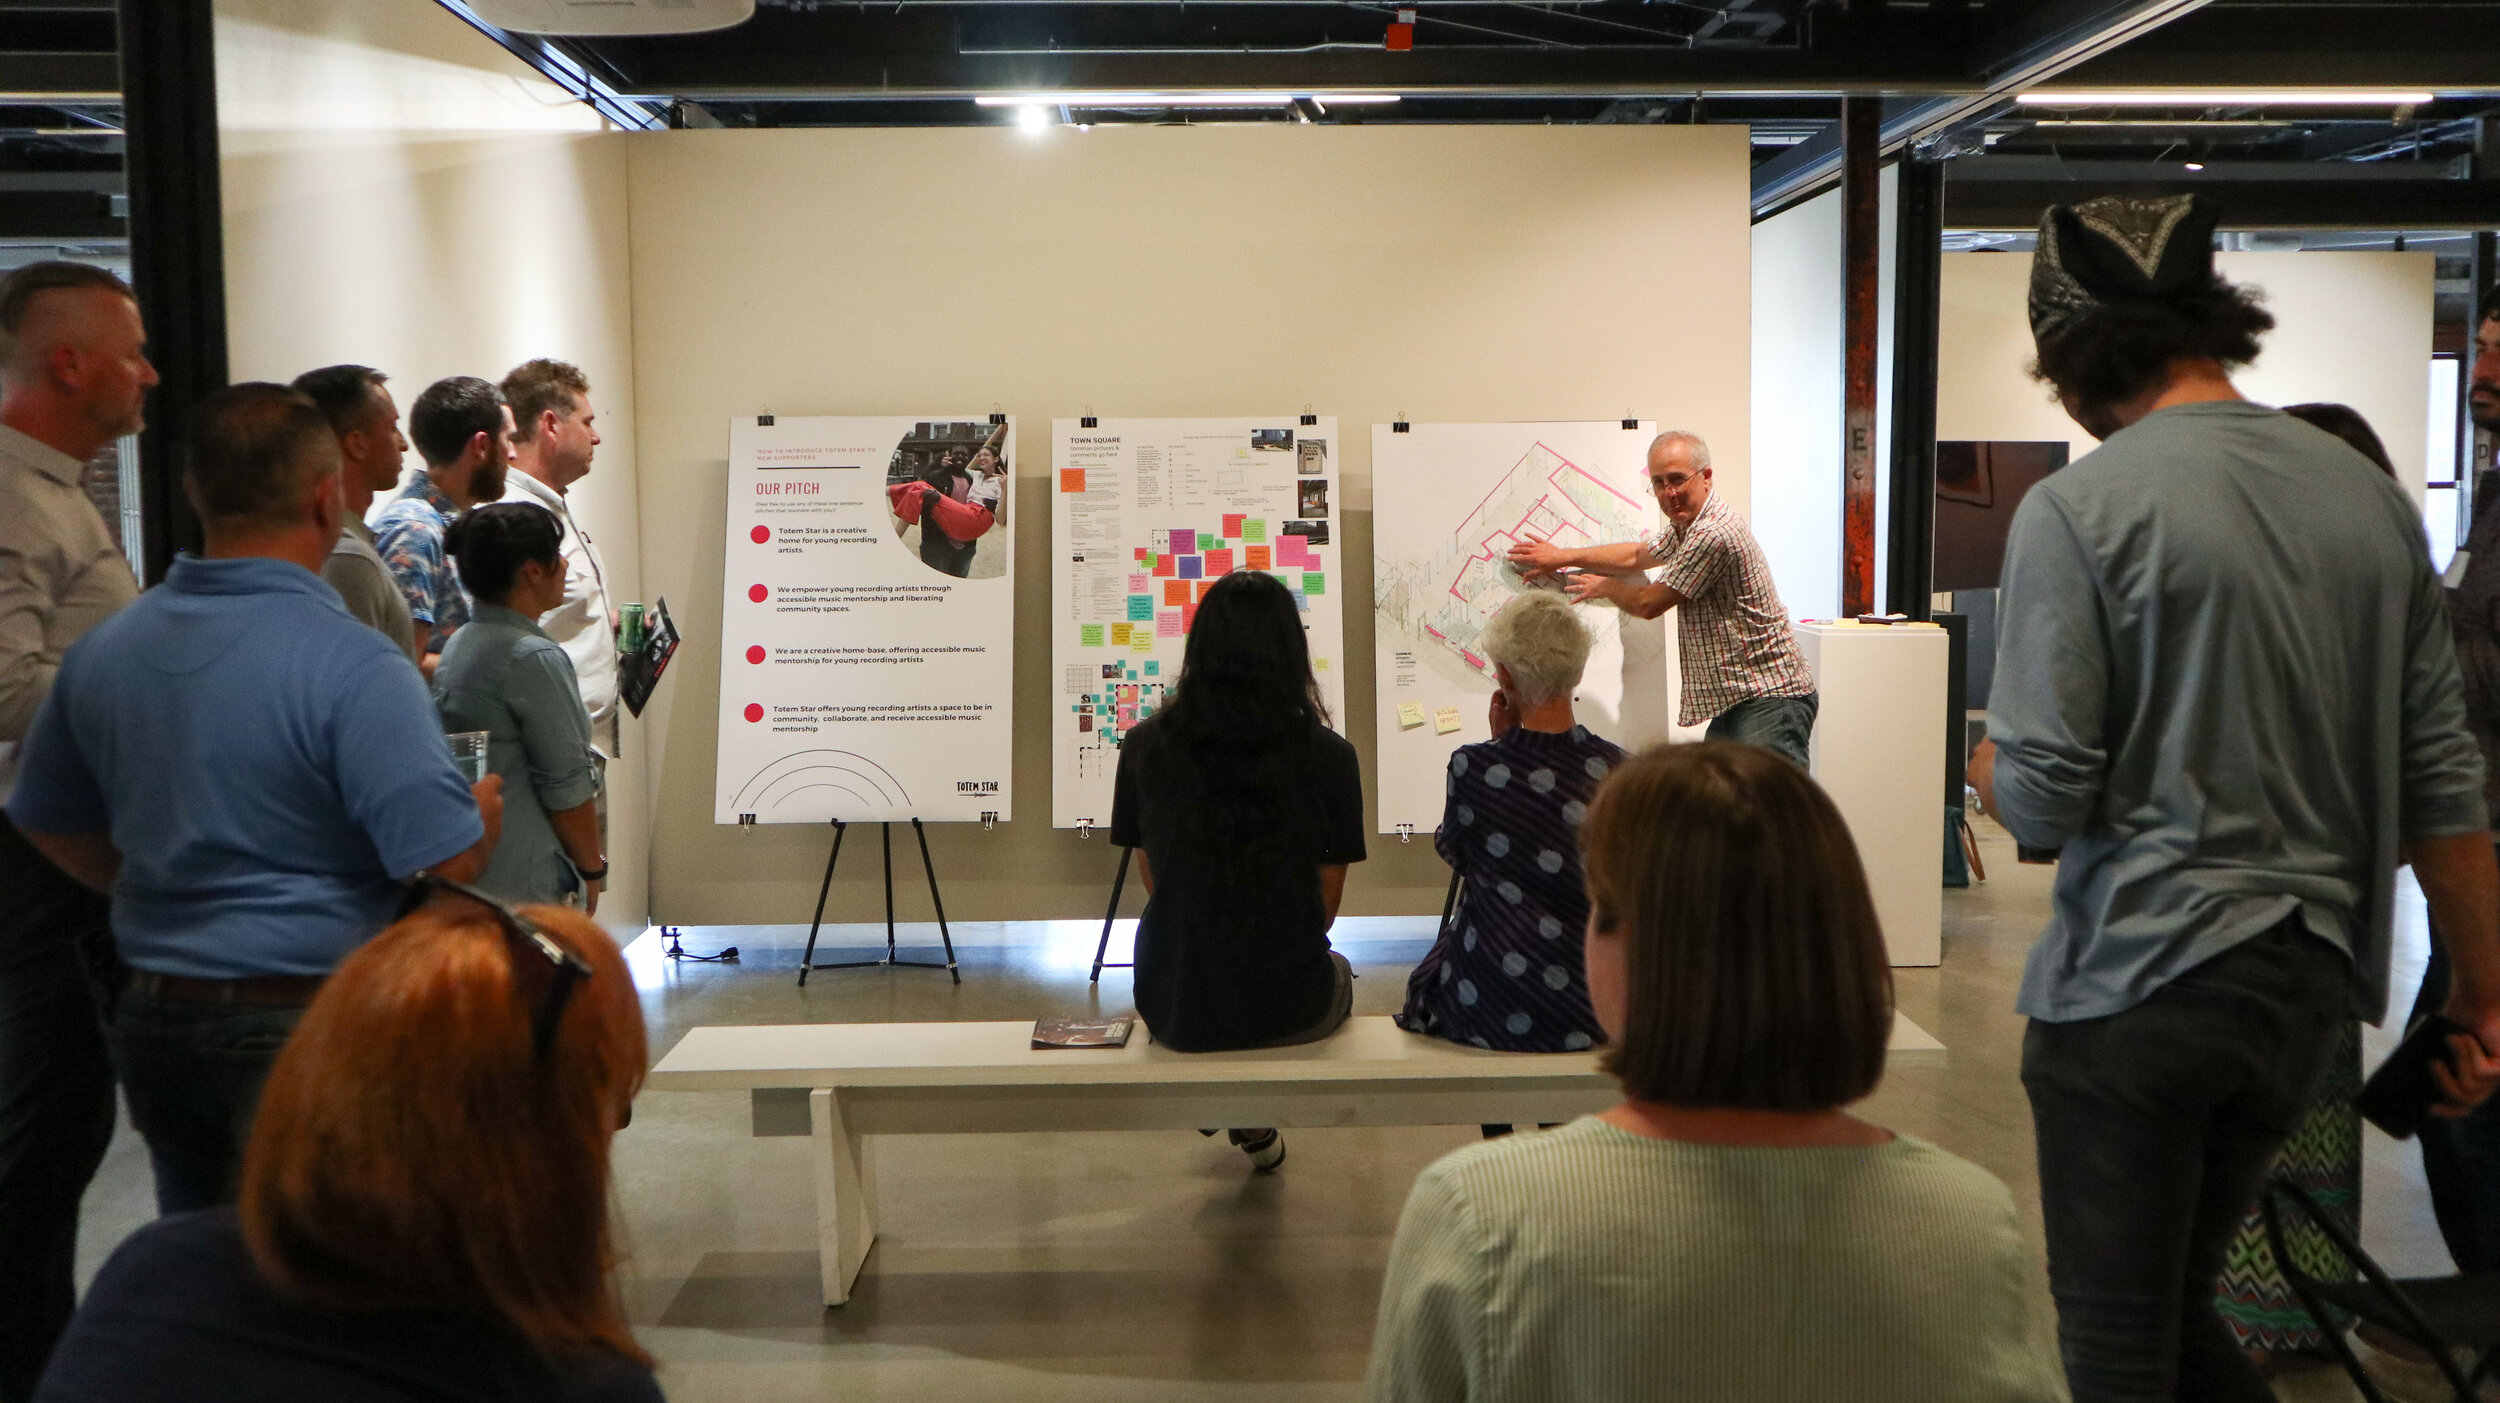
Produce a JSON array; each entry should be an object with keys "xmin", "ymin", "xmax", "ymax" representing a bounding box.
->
[
  {"xmin": 1300, "ymin": 413, "xmax": 1318, "ymax": 427},
  {"xmin": 1622, "ymin": 417, "xmax": 1639, "ymax": 430},
  {"xmin": 989, "ymin": 412, "xmax": 1008, "ymax": 426},
  {"xmin": 1080, "ymin": 415, "xmax": 1097, "ymax": 428},
  {"xmin": 757, "ymin": 414, "xmax": 774, "ymax": 427},
  {"xmin": 1392, "ymin": 415, "xmax": 1410, "ymax": 433}
]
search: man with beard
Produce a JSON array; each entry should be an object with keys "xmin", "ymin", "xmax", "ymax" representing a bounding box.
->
[{"xmin": 373, "ymin": 376, "xmax": 510, "ymax": 679}]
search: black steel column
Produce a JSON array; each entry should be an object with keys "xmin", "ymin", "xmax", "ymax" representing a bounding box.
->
[
  {"xmin": 119, "ymin": 0, "xmax": 224, "ymax": 583},
  {"xmin": 1886, "ymin": 155, "xmax": 1944, "ymax": 620},
  {"xmin": 1840, "ymin": 96, "xmax": 1882, "ymax": 618}
]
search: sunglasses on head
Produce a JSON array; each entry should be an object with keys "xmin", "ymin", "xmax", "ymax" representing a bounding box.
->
[{"xmin": 394, "ymin": 874, "xmax": 593, "ymax": 1061}]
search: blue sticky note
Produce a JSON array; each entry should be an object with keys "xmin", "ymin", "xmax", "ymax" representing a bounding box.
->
[
  {"xmin": 1177, "ymin": 556, "xmax": 1204, "ymax": 580},
  {"xmin": 1295, "ymin": 592, "xmax": 1309, "ymax": 612},
  {"xmin": 1127, "ymin": 594, "xmax": 1153, "ymax": 621}
]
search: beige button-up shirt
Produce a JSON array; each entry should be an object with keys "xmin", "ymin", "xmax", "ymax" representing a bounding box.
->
[{"xmin": 0, "ymin": 422, "xmax": 139, "ymax": 796}]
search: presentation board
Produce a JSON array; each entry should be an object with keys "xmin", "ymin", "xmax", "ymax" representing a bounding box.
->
[
  {"xmin": 1051, "ymin": 416, "xmax": 1347, "ymax": 829},
  {"xmin": 714, "ymin": 415, "xmax": 1016, "ymax": 825},
  {"xmin": 1371, "ymin": 421, "xmax": 1676, "ymax": 834}
]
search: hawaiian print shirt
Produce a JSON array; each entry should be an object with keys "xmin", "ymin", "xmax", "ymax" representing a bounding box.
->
[{"xmin": 370, "ymin": 478, "xmax": 470, "ymax": 656}]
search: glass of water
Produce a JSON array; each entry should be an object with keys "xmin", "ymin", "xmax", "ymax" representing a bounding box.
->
[{"xmin": 447, "ymin": 731, "xmax": 492, "ymax": 785}]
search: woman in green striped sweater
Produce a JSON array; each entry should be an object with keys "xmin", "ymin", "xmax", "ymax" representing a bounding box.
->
[{"xmin": 1365, "ymin": 742, "xmax": 2069, "ymax": 1403}]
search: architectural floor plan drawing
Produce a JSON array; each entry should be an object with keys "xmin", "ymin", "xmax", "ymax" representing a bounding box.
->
[{"xmin": 1372, "ymin": 422, "xmax": 1678, "ymax": 833}]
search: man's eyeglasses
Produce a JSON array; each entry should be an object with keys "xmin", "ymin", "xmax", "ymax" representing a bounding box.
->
[{"xmin": 395, "ymin": 874, "xmax": 593, "ymax": 1060}]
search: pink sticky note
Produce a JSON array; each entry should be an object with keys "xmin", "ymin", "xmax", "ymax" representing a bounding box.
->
[
  {"xmin": 1128, "ymin": 572, "xmax": 1149, "ymax": 592},
  {"xmin": 1277, "ymin": 537, "xmax": 1309, "ymax": 568},
  {"xmin": 1156, "ymin": 611, "xmax": 1184, "ymax": 638},
  {"xmin": 1222, "ymin": 513, "xmax": 1246, "ymax": 537}
]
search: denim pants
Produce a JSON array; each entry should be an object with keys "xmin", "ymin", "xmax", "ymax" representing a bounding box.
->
[
  {"xmin": 2414, "ymin": 875, "xmax": 2500, "ymax": 1271},
  {"xmin": 107, "ymin": 984, "xmax": 302, "ymax": 1216},
  {"xmin": 0, "ymin": 820, "xmax": 117, "ymax": 1403},
  {"xmin": 2022, "ymin": 920, "xmax": 2348, "ymax": 1403},
  {"xmin": 1704, "ymin": 692, "xmax": 1817, "ymax": 769}
]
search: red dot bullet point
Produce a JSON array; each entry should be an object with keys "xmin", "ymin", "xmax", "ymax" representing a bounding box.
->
[
  {"xmin": 746, "ymin": 645, "xmax": 766, "ymax": 665},
  {"xmin": 748, "ymin": 584, "xmax": 767, "ymax": 603},
  {"xmin": 751, "ymin": 525, "xmax": 769, "ymax": 544},
  {"xmin": 743, "ymin": 703, "xmax": 764, "ymax": 723}
]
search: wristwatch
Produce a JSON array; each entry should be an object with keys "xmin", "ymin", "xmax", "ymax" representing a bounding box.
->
[{"xmin": 575, "ymin": 863, "xmax": 609, "ymax": 882}]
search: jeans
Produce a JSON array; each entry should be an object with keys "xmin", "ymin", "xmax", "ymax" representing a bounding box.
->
[
  {"xmin": 1704, "ymin": 692, "xmax": 1817, "ymax": 769},
  {"xmin": 2022, "ymin": 919, "xmax": 2349, "ymax": 1403},
  {"xmin": 2413, "ymin": 880, "xmax": 2500, "ymax": 1271},
  {"xmin": 0, "ymin": 820, "xmax": 117, "ymax": 1403},
  {"xmin": 107, "ymin": 985, "xmax": 302, "ymax": 1216}
]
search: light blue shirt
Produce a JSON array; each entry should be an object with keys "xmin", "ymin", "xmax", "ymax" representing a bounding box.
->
[
  {"xmin": 6, "ymin": 555, "xmax": 484, "ymax": 978},
  {"xmin": 432, "ymin": 601, "xmax": 600, "ymax": 905},
  {"xmin": 1990, "ymin": 401, "xmax": 2486, "ymax": 1024}
]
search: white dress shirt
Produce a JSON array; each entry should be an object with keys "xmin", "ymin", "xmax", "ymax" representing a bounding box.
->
[{"xmin": 506, "ymin": 469, "xmax": 619, "ymax": 727}]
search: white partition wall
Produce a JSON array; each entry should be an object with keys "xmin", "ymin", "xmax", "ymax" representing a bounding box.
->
[{"xmin": 1800, "ymin": 622, "xmax": 1947, "ymax": 966}]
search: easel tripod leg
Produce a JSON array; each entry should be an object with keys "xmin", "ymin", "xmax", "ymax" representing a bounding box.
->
[
  {"xmin": 1091, "ymin": 845, "xmax": 1133, "ymax": 985},
  {"xmin": 912, "ymin": 818, "xmax": 961, "ymax": 984},
  {"xmin": 796, "ymin": 820, "xmax": 849, "ymax": 987}
]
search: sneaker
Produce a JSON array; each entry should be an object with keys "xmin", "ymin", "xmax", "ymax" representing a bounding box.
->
[
  {"xmin": 2346, "ymin": 1328, "xmax": 2498, "ymax": 1403},
  {"xmin": 1229, "ymin": 1128, "xmax": 1286, "ymax": 1171}
]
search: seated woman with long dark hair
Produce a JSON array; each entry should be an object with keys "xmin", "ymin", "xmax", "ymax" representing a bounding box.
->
[
  {"xmin": 36, "ymin": 890, "xmax": 658, "ymax": 1402},
  {"xmin": 1110, "ymin": 569, "xmax": 1366, "ymax": 1169},
  {"xmin": 1366, "ymin": 743, "xmax": 2064, "ymax": 1402}
]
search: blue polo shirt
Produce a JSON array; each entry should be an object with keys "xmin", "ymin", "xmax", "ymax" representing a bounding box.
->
[{"xmin": 6, "ymin": 555, "xmax": 484, "ymax": 979}]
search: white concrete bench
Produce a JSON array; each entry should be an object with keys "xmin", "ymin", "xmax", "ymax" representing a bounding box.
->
[{"xmin": 646, "ymin": 1012, "xmax": 1946, "ymax": 1305}]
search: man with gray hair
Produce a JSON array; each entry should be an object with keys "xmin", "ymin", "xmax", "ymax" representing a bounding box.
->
[
  {"xmin": 8, "ymin": 383, "xmax": 502, "ymax": 1218},
  {"xmin": 0, "ymin": 259, "xmax": 150, "ymax": 1400},
  {"xmin": 1508, "ymin": 429, "xmax": 1817, "ymax": 767}
]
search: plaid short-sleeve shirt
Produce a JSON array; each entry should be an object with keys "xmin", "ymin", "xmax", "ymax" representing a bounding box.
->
[{"xmin": 1639, "ymin": 493, "xmax": 1814, "ymax": 726}]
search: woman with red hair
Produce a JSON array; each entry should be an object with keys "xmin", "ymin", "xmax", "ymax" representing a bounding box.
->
[{"xmin": 34, "ymin": 884, "xmax": 659, "ymax": 1402}]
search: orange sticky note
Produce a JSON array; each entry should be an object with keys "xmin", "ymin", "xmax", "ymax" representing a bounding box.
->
[
  {"xmin": 1195, "ymin": 580, "xmax": 1215, "ymax": 601},
  {"xmin": 1163, "ymin": 580, "xmax": 1190, "ymax": 606},
  {"xmin": 1059, "ymin": 468, "xmax": 1085, "ymax": 493},
  {"xmin": 1246, "ymin": 545, "xmax": 1271, "ymax": 571}
]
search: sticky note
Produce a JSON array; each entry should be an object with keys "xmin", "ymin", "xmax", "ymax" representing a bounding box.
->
[
  {"xmin": 1315, "ymin": 657, "xmax": 1329, "ymax": 671},
  {"xmin": 1199, "ymin": 533, "xmax": 1219, "ymax": 552},
  {"xmin": 1163, "ymin": 580, "xmax": 1190, "ymax": 606},
  {"xmin": 1222, "ymin": 513, "xmax": 1246, "ymax": 536},
  {"xmin": 1295, "ymin": 593, "xmax": 1309, "ymax": 612},
  {"xmin": 1157, "ymin": 612, "xmax": 1183, "ymax": 638},
  {"xmin": 1134, "ymin": 547, "xmax": 1148, "ymax": 559},
  {"xmin": 1127, "ymin": 595, "xmax": 1153, "ymax": 621},
  {"xmin": 1181, "ymin": 603, "xmax": 1197, "ymax": 633},
  {"xmin": 1128, "ymin": 572, "xmax": 1148, "ymax": 592},
  {"xmin": 1170, "ymin": 526, "xmax": 1194, "ymax": 553},
  {"xmin": 1243, "ymin": 519, "xmax": 1267, "ymax": 543},
  {"xmin": 1176, "ymin": 556, "xmax": 1203, "ymax": 580},
  {"xmin": 1145, "ymin": 661, "xmax": 1160, "ymax": 676},
  {"xmin": 1277, "ymin": 537, "xmax": 1308, "ymax": 568},
  {"xmin": 1133, "ymin": 635, "xmax": 1154, "ymax": 653},
  {"xmin": 1080, "ymin": 624, "xmax": 1104, "ymax": 647},
  {"xmin": 1246, "ymin": 545, "xmax": 1271, "ymax": 571},
  {"xmin": 1302, "ymin": 573, "xmax": 1325, "ymax": 595},
  {"xmin": 1059, "ymin": 468, "xmax": 1086, "ymax": 493},
  {"xmin": 1434, "ymin": 707, "xmax": 1464, "ymax": 735},
  {"xmin": 1110, "ymin": 622, "xmax": 1133, "ymax": 645},
  {"xmin": 1195, "ymin": 580, "xmax": 1215, "ymax": 601},
  {"xmin": 1204, "ymin": 548, "xmax": 1234, "ymax": 575},
  {"xmin": 1152, "ymin": 555, "xmax": 1175, "ymax": 578},
  {"xmin": 1398, "ymin": 702, "xmax": 1427, "ymax": 729}
]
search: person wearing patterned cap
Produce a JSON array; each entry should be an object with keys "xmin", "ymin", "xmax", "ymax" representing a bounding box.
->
[
  {"xmin": 1969, "ymin": 193, "xmax": 2500, "ymax": 1402},
  {"xmin": 1508, "ymin": 430, "xmax": 1817, "ymax": 768}
]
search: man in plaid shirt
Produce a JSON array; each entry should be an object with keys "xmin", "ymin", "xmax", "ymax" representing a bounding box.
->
[{"xmin": 1507, "ymin": 430, "xmax": 1816, "ymax": 766}]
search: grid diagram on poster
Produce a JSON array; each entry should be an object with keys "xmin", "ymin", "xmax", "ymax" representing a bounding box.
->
[
  {"xmin": 1051, "ymin": 417, "xmax": 1346, "ymax": 828},
  {"xmin": 1371, "ymin": 421, "xmax": 1677, "ymax": 833},
  {"xmin": 715, "ymin": 415, "xmax": 1015, "ymax": 824}
]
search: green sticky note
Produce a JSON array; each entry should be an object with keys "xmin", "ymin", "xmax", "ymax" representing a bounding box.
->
[
  {"xmin": 1243, "ymin": 519, "xmax": 1267, "ymax": 543},
  {"xmin": 1199, "ymin": 532, "xmax": 1219, "ymax": 552},
  {"xmin": 1145, "ymin": 661, "xmax": 1160, "ymax": 676},
  {"xmin": 1080, "ymin": 624, "xmax": 1104, "ymax": 647},
  {"xmin": 1302, "ymin": 572, "xmax": 1325, "ymax": 595},
  {"xmin": 1127, "ymin": 595, "xmax": 1153, "ymax": 621}
]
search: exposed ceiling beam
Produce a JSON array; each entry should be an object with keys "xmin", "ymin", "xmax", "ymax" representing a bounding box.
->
[
  {"xmin": 1944, "ymin": 174, "xmax": 2500, "ymax": 228},
  {"xmin": 2055, "ymin": 4, "xmax": 2500, "ymax": 89},
  {"xmin": 0, "ymin": 51, "xmax": 114, "ymax": 93}
]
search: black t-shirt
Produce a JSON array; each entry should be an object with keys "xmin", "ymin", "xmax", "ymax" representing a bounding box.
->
[
  {"xmin": 1109, "ymin": 712, "xmax": 1366, "ymax": 1051},
  {"xmin": 37, "ymin": 1209, "xmax": 664, "ymax": 1403}
]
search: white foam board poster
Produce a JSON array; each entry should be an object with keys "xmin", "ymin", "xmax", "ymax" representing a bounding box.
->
[
  {"xmin": 1371, "ymin": 421, "xmax": 1677, "ymax": 833},
  {"xmin": 714, "ymin": 415, "xmax": 1015, "ymax": 824},
  {"xmin": 1050, "ymin": 417, "xmax": 1347, "ymax": 829}
]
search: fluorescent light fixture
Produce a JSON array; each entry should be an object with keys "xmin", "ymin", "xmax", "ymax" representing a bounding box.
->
[
  {"xmin": 976, "ymin": 92, "xmax": 1294, "ymax": 108},
  {"xmin": 2026, "ymin": 119, "xmax": 2294, "ymax": 129},
  {"xmin": 2183, "ymin": 161, "xmax": 2206, "ymax": 170},
  {"xmin": 1015, "ymin": 104, "xmax": 1052, "ymax": 133},
  {"xmin": 2017, "ymin": 90, "xmax": 2434, "ymax": 106},
  {"xmin": 1311, "ymin": 94, "xmax": 1400, "ymax": 105}
]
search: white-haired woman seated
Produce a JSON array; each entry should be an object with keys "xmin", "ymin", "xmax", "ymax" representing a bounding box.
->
[{"xmin": 1398, "ymin": 590, "xmax": 1617, "ymax": 1055}]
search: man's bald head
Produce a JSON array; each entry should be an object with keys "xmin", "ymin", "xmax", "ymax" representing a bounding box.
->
[{"xmin": 0, "ymin": 261, "xmax": 155, "ymax": 459}]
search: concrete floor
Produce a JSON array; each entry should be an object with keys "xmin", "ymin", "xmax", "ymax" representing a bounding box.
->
[{"xmin": 71, "ymin": 817, "xmax": 2457, "ymax": 1400}]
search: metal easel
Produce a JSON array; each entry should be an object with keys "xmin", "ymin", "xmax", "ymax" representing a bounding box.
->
[
  {"xmin": 1088, "ymin": 845, "xmax": 1134, "ymax": 984},
  {"xmin": 795, "ymin": 818, "xmax": 961, "ymax": 986}
]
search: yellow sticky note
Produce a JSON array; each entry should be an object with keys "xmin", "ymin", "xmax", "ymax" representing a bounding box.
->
[
  {"xmin": 1133, "ymin": 636, "xmax": 1155, "ymax": 653},
  {"xmin": 1314, "ymin": 657, "xmax": 1329, "ymax": 671},
  {"xmin": 1433, "ymin": 707, "xmax": 1463, "ymax": 735},
  {"xmin": 1398, "ymin": 702, "xmax": 1426, "ymax": 730},
  {"xmin": 1110, "ymin": 622, "xmax": 1133, "ymax": 645}
]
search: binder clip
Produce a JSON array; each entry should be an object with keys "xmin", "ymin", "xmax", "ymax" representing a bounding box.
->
[
  {"xmin": 1079, "ymin": 818, "xmax": 1095, "ymax": 840},
  {"xmin": 1300, "ymin": 404, "xmax": 1318, "ymax": 427},
  {"xmin": 757, "ymin": 414, "xmax": 774, "ymax": 427},
  {"xmin": 989, "ymin": 409, "xmax": 1008, "ymax": 426},
  {"xmin": 1622, "ymin": 413, "xmax": 1639, "ymax": 430},
  {"xmin": 1396, "ymin": 822, "xmax": 1415, "ymax": 844},
  {"xmin": 1392, "ymin": 412, "xmax": 1410, "ymax": 434},
  {"xmin": 738, "ymin": 813, "xmax": 758, "ymax": 829},
  {"xmin": 981, "ymin": 811, "xmax": 998, "ymax": 831},
  {"xmin": 1080, "ymin": 405, "xmax": 1098, "ymax": 429}
]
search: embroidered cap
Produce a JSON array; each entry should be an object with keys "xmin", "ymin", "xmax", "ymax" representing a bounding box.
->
[{"xmin": 2029, "ymin": 194, "xmax": 2225, "ymax": 343}]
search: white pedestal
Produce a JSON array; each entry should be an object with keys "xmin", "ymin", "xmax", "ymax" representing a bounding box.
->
[{"xmin": 1797, "ymin": 622, "xmax": 1947, "ymax": 967}]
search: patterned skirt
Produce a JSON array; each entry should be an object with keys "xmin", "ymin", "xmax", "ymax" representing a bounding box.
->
[{"xmin": 2213, "ymin": 1020, "xmax": 2362, "ymax": 1353}]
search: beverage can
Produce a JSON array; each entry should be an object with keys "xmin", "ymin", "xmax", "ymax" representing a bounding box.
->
[{"xmin": 621, "ymin": 602, "xmax": 646, "ymax": 654}]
